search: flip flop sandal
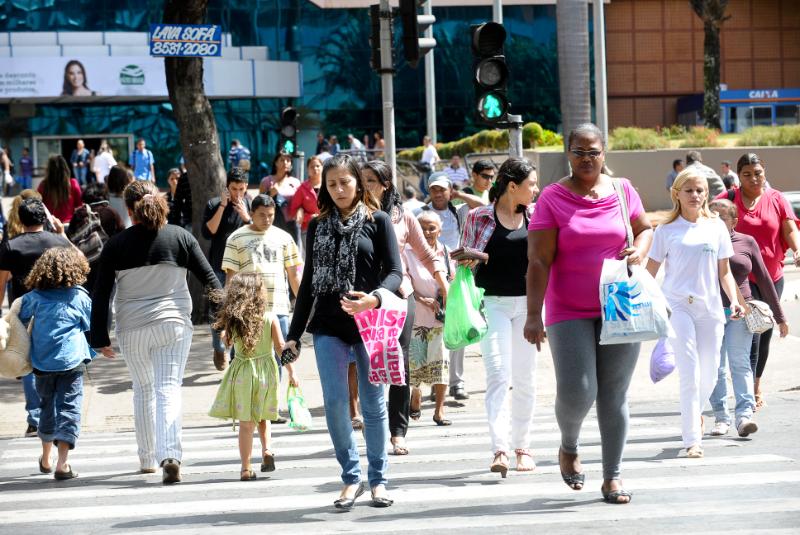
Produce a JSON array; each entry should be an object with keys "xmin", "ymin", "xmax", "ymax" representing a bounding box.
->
[
  {"xmin": 602, "ymin": 488, "xmax": 633, "ymax": 504},
  {"xmin": 351, "ymin": 417, "xmax": 364, "ymax": 431},
  {"xmin": 261, "ymin": 450, "xmax": 276, "ymax": 472},
  {"xmin": 410, "ymin": 409, "xmax": 422, "ymax": 421},
  {"xmin": 514, "ymin": 449, "xmax": 535, "ymax": 472},
  {"xmin": 559, "ymin": 448, "xmax": 584, "ymax": 490},
  {"xmin": 54, "ymin": 465, "xmax": 78, "ymax": 480},
  {"xmin": 391, "ymin": 440, "xmax": 409, "ymax": 456},
  {"xmin": 38, "ymin": 456, "xmax": 52, "ymax": 474},
  {"xmin": 240, "ymin": 469, "xmax": 257, "ymax": 481},
  {"xmin": 432, "ymin": 416, "xmax": 451, "ymax": 426},
  {"xmin": 686, "ymin": 445, "xmax": 704, "ymax": 458}
]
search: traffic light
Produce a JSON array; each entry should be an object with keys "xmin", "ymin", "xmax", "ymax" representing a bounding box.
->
[
  {"xmin": 278, "ymin": 106, "xmax": 298, "ymax": 155},
  {"xmin": 399, "ymin": 0, "xmax": 436, "ymax": 68},
  {"xmin": 471, "ymin": 22, "xmax": 510, "ymax": 125},
  {"xmin": 369, "ymin": 4, "xmax": 382, "ymax": 71}
]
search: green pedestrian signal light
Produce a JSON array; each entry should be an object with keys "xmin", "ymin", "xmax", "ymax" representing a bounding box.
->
[
  {"xmin": 471, "ymin": 22, "xmax": 510, "ymax": 126},
  {"xmin": 282, "ymin": 139, "xmax": 295, "ymax": 154},
  {"xmin": 278, "ymin": 106, "xmax": 298, "ymax": 156}
]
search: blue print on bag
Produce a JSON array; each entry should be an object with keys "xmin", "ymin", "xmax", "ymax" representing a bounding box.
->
[{"xmin": 604, "ymin": 281, "xmax": 642, "ymax": 321}]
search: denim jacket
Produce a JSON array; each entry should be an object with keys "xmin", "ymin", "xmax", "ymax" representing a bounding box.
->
[{"xmin": 19, "ymin": 287, "xmax": 94, "ymax": 372}]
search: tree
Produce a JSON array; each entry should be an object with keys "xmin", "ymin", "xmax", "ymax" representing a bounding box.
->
[
  {"xmin": 163, "ymin": 0, "xmax": 227, "ymax": 321},
  {"xmin": 556, "ymin": 0, "xmax": 591, "ymax": 149},
  {"xmin": 690, "ymin": 0, "xmax": 730, "ymax": 130}
]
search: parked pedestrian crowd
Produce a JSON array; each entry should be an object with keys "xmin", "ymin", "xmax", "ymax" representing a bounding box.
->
[{"xmin": 1, "ymin": 123, "xmax": 798, "ymax": 513}]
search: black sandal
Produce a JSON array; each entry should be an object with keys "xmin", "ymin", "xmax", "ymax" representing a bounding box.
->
[
  {"xmin": 38, "ymin": 456, "xmax": 52, "ymax": 474},
  {"xmin": 261, "ymin": 450, "xmax": 276, "ymax": 472},
  {"xmin": 410, "ymin": 408, "xmax": 421, "ymax": 421},
  {"xmin": 432, "ymin": 416, "xmax": 451, "ymax": 426},
  {"xmin": 54, "ymin": 465, "xmax": 78, "ymax": 480},
  {"xmin": 240, "ymin": 468, "xmax": 257, "ymax": 481},
  {"xmin": 602, "ymin": 488, "xmax": 633, "ymax": 504},
  {"xmin": 559, "ymin": 448, "xmax": 584, "ymax": 490}
]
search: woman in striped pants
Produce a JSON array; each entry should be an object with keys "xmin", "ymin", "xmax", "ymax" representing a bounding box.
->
[{"xmin": 91, "ymin": 180, "xmax": 221, "ymax": 484}]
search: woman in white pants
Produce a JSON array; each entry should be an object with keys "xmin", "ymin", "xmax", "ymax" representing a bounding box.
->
[
  {"xmin": 460, "ymin": 158, "xmax": 539, "ymax": 477},
  {"xmin": 91, "ymin": 181, "xmax": 221, "ymax": 483},
  {"xmin": 646, "ymin": 168, "xmax": 744, "ymax": 459}
]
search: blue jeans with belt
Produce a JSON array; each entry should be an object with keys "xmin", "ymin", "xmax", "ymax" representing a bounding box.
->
[
  {"xmin": 314, "ymin": 333, "xmax": 389, "ymax": 488},
  {"xmin": 709, "ymin": 315, "xmax": 756, "ymax": 427}
]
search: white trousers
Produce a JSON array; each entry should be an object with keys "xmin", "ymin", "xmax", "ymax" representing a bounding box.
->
[
  {"xmin": 668, "ymin": 301, "xmax": 725, "ymax": 448},
  {"xmin": 117, "ymin": 321, "xmax": 194, "ymax": 468},
  {"xmin": 478, "ymin": 295, "xmax": 538, "ymax": 454}
]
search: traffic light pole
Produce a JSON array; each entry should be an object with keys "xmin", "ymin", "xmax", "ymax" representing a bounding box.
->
[
  {"xmin": 507, "ymin": 113, "xmax": 523, "ymax": 158},
  {"xmin": 423, "ymin": 0, "xmax": 436, "ymax": 143},
  {"xmin": 379, "ymin": 0, "xmax": 397, "ymax": 184}
]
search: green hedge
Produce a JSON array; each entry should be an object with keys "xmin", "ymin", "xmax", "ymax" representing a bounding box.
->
[
  {"xmin": 738, "ymin": 125, "xmax": 800, "ymax": 147},
  {"xmin": 609, "ymin": 127, "xmax": 667, "ymax": 150},
  {"xmin": 397, "ymin": 122, "xmax": 562, "ymax": 161},
  {"xmin": 679, "ymin": 126, "xmax": 720, "ymax": 148}
]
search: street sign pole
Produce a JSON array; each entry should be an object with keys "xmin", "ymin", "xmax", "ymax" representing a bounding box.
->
[
  {"xmin": 379, "ymin": 0, "xmax": 397, "ymax": 184},
  {"xmin": 507, "ymin": 113, "xmax": 523, "ymax": 158},
  {"xmin": 423, "ymin": 0, "xmax": 436, "ymax": 143}
]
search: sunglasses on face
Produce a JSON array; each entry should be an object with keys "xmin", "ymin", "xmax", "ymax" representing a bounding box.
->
[
  {"xmin": 478, "ymin": 173, "xmax": 495, "ymax": 180},
  {"xmin": 569, "ymin": 149, "xmax": 603, "ymax": 160}
]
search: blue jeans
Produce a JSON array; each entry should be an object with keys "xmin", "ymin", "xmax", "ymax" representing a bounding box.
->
[
  {"xmin": 22, "ymin": 373, "xmax": 41, "ymax": 427},
  {"xmin": 709, "ymin": 316, "xmax": 755, "ymax": 426},
  {"xmin": 18, "ymin": 174, "xmax": 32, "ymax": 190},
  {"xmin": 75, "ymin": 166, "xmax": 88, "ymax": 186},
  {"xmin": 35, "ymin": 367, "xmax": 84, "ymax": 448},
  {"xmin": 313, "ymin": 333, "xmax": 389, "ymax": 488},
  {"xmin": 211, "ymin": 270, "xmax": 227, "ymax": 353}
]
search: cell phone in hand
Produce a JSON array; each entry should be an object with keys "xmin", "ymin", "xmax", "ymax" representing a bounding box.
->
[{"xmin": 280, "ymin": 347, "xmax": 298, "ymax": 366}]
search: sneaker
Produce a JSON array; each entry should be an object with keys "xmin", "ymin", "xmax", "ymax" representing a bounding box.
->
[
  {"xmin": 737, "ymin": 419, "xmax": 758, "ymax": 437},
  {"xmin": 710, "ymin": 421, "xmax": 730, "ymax": 436},
  {"xmin": 161, "ymin": 458, "xmax": 181, "ymax": 484},
  {"xmin": 24, "ymin": 424, "xmax": 38, "ymax": 438}
]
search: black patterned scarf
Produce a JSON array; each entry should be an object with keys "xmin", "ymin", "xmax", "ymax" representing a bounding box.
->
[{"xmin": 311, "ymin": 203, "xmax": 368, "ymax": 296}]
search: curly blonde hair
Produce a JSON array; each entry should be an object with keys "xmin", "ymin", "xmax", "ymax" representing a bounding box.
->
[
  {"xmin": 6, "ymin": 189, "xmax": 43, "ymax": 239},
  {"xmin": 212, "ymin": 273, "xmax": 267, "ymax": 354},
  {"xmin": 25, "ymin": 247, "xmax": 89, "ymax": 290}
]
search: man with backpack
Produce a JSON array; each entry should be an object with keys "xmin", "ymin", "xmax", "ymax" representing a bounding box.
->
[{"xmin": 129, "ymin": 138, "xmax": 156, "ymax": 182}]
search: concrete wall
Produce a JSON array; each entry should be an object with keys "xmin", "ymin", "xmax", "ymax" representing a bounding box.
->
[{"xmin": 534, "ymin": 146, "xmax": 800, "ymax": 211}]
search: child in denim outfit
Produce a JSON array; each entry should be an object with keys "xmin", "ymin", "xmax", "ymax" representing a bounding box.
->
[{"xmin": 18, "ymin": 246, "xmax": 101, "ymax": 480}]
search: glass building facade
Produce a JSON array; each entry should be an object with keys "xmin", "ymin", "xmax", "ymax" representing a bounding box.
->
[{"xmin": 0, "ymin": 0, "xmax": 562, "ymax": 178}]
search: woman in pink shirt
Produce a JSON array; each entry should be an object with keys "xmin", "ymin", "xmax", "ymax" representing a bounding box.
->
[
  {"xmin": 260, "ymin": 151, "xmax": 301, "ymax": 244},
  {"xmin": 289, "ymin": 156, "xmax": 323, "ymax": 257},
  {"xmin": 715, "ymin": 153, "xmax": 800, "ymax": 408},
  {"xmin": 38, "ymin": 155, "xmax": 83, "ymax": 223},
  {"xmin": 524, "ymin": 123, "xmax": 653, "ymax": 504}
]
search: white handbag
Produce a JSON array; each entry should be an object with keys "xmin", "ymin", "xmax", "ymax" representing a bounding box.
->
[
  {"xmin": 744, "ymin": 299, "xmax": 775, "ymax": 334},
  {"xmin": 0, "ymin": 298, "xmax": 32, "ymax": 378}
]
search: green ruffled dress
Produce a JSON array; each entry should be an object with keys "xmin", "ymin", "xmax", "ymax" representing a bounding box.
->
[{"xmin": 209, "ymin": 316, "xmax": 280, "ymax": 422}]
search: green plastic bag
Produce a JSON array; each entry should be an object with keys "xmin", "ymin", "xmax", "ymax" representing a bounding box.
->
[
  {"xmin": 443, "ymin": 265, "xmax": 488, "ymax": 350},
  {"xmin": 287, "ymin": 385, "xmax": 313, "ymax": 432}
]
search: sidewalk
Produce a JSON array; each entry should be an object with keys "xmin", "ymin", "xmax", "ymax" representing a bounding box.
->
[{"xmin": 2, "ymin": 309, "xmax": 799, "ymax": 438}]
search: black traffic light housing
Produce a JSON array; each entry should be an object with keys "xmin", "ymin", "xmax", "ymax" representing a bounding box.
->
[
  {"xmin": 399, "ymin": 0, "xmax": 436, "ymax": 68},
  {"xmin": 471, "ymin": 22, "xmax": 510, "ymax": 126},
  {"xmin": 278, "ymin": 106, "xmax": 298, "ymax": 156}
]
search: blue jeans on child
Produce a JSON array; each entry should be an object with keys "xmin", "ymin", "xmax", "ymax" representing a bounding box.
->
[
  {"xmin": 211, "ymin": 269, "xmax": 227, "ymax": 354},
  {"xmin": 35, "ymin": 367, "xmax": 83, "ymax": 448},
  {"xmin": 22, "ymin": 373, "xmax": 41, "ymax": 428},
  {"xmin": 313, "ymin": 333, "xmax": 389, "ymax": 488},
  {"xmin": 709, "ymin": 316, "xmax": 755, "ymax": 427}
]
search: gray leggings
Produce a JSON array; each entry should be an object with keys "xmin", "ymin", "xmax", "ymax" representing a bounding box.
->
[{"xmin": 547, "ymin": 318, "xmax": 640, "ymax": 480}]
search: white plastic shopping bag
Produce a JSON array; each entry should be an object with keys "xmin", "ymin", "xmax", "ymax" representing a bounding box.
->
[
  {"xmin": 599, "ymin": 259, "xmax": 673, "ymax": 345},
  {"xmin": 353, "ymin": 288, "xmax": 408, "ymax": 386}
]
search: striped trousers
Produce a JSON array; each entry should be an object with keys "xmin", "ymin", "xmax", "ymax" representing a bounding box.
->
[{"xmin": 116, "ymin": 321, "xmax": 194, "ymax": 469}]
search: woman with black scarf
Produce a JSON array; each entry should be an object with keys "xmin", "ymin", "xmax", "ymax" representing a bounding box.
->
[{"xmin": 285, "ymin": 153, "xmax": 402, "ymax": 509}]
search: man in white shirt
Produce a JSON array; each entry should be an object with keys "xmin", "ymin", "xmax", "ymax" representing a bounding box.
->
[
  {"xmin": 92, "ymin": 141, "xmax": 117, "ymax": 184},
  {"xmin": 419, "ymin": 135, "xmax": 440, "ymax": 196},
  {"xmin": 720, "ymin": 160, "xmax": 739, "ymax": 189},
  {"xmin": 401, "ymin": 185, "xmax": 425, "ymax": 213},
  {"xmin": 347, "ymin": 134, "xmax": 367, "ymax": 160}
]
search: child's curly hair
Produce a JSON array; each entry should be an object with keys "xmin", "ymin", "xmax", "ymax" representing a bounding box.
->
[
  {"xmin": 25, "ymin": 247, "xmax": 89, "ymax": 290},
  {"xmin": 212, "ymin": 273, "xmax": 267, "ymax": 354}
]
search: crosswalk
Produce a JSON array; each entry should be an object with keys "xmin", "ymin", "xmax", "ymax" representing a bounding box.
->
[{"xmin": 0, "ymin": 401, "xmax": 798, "ymax": 533}]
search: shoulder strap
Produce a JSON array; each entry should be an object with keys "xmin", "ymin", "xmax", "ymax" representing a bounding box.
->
[
  {"xmin": 612, "ymin": 179, "xmax": 634, "ymax": 248},
  {"xmin": 442, "ymin": 244, "xmax": 452, "ymax": 280},
  {"xmin": 727, "ymin": 188, "xmax": 735, "ymax": 202}
]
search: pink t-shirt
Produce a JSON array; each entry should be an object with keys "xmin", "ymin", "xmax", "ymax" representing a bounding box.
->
[
  {"xmin": 528, "ymin": 179, "xmax": 644, "ymax": 326},
  {"xmin": 715, "ymin": 187, "xmax": 797, "ymax": 282}
]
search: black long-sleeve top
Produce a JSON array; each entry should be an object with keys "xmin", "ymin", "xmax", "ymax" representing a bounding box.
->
[
  {"xmin": 90, "ymin": 223, "xmax": 221, "ymax": 348},
  {"xmin": 287, "ymin": 210, "xmax": 403, "ymax": 345}
]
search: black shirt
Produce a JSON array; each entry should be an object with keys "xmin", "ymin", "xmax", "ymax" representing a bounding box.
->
[
  {"xmin": 167, "ymin": 172, "xmax": 193, "ymax": 227},
  {"xmin": 0, "ymin": 231, "xmax": 72, "ymax": 302},
  {"xmin": 475, "ymin": 212, "xmax": 528, "ymax": 297},
  {"xmin": 201, "ymin": 196, "xmax": 251, "ymax": 271},
  {"xmin": 287, "ymin": 211, "xmax": 403, "ymax": 345}
]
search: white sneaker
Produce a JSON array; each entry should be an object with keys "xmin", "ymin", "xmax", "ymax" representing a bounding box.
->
[
  {"xmin": 710, "ymin": 421, "xmax": 730, "ymax": 436},
  {"xmin": 737, "ymin": 419, "xmax": 758, "ymax": 437}
]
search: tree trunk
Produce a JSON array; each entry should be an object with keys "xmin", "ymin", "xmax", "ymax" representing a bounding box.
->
[
  {"xmin": 163, "ymin": 0, "xmax": 227, "ymax": 322},
  {"xmin": 556, "ymin": 0, "xmax": 592, "ymax": 150},
  {"xmin": 690, "ymin": 0, "xmax": 730, "ymax": 130}
]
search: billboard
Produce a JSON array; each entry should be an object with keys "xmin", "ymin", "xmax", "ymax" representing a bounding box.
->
[{"xmin": 149, "ymin": 24, "xmax": 223, "ymax": 57}]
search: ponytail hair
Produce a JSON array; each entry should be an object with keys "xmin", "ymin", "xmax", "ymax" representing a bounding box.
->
[
  {"xmin": 489, "ymin": 157, "xmax": 536, "ymax": 203},
  {"xmin": 123, "ymin": 180, "xmax": 168, "ymax": 230}
]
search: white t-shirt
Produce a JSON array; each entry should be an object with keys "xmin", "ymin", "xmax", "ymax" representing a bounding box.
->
[
  {"xmin": 93, "ymin": 152, "xmax": 117, "ymax": 183},
  {"xmin": 431, "ymin": 206, "xmax": 460, "ymax": 250},
  {"xmin": 421, "ymin": 145, "xmax": 439, "ymax": 165},
  {"xmin": 648, "ymin": 215, "xmax": 733, "ymax": 320}
]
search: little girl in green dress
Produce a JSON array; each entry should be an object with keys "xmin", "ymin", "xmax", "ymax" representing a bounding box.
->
[{"xmin": 209, "ymin": 273, "xmax": 297, "ymax": 480}]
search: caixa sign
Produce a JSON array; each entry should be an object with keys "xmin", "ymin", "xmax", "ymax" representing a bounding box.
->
[
  {"xmin": 149, "ymin": 24, "xmax": 222, "ymax": 57},
  {"xmin": 748, "ymin": 90, "xmax": 779, "ymax": 99}
]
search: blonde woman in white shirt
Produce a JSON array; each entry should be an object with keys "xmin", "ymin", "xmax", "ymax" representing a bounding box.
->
[{"xmin": 646, "ymin": 168, "xmax": 744, "ymax": 459}]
